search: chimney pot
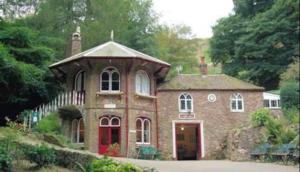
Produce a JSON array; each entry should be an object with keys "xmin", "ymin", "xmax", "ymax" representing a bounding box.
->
[
  {"xmin": 66, "ymin": 26, "xmax": 82, "ymax": 58},
  {"xmin": 199, "ymin": 56, "xmax": 208, "ymax": 75}
]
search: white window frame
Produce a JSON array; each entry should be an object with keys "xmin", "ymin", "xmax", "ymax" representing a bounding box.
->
[
  {"xmin": 74, "ymin": 70, "xmax": 85, "ymax": 91},
  {"xmin": 178, "ymin": 93, "xmax": 193, "ymax": 112},
  {"xmin": 99, "ymin": 117, "xmax": 110, "ymax": 127},
  {"xmin": 99, "ymin": 117, "xmax": 121, "ymax": 127},
  {"xmin": 110, "ymin": 117, "xmax": 121, "ymax": 127},
  {"xmin": 264, "ymin": 99, "xmax": 281, "ymax": 109},
  {"xmin": 78, "ymin": 118, "xmax": 84, "ymax": 143},
  {"xmin": 100, "ymin": 67, "xmax": 120, "ymax": 92},
  {"xmin": 71, "ymin": 118, "xmax": 84, "ymax": 143},
  {"xmin": 230, "ymin": 93, "xmax": 244, "ymax": 112},
  {"xmin": 135, "ymin": 70, "xmax": 150, "ymax": 96},
  {"xmin": 136, "ymin": 118, "xmax": 151, "ymax": 145}
]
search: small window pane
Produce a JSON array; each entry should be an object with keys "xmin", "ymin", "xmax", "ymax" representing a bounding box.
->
[
  {"xmin": 136, "ymin": 130, "xmax": 142, "ymax": 142},
  {"xmin": 181, "ymin": 100, "xmax": 186, "ymax": 110},
  {"xmin": 72, "ymin": 120, "xmax": 78, "ymax": 143},
  {"xmin": 277, "ymin": 100, "xmax": 281, "ymax": 107},
  {"xmin": 102, "ymin": 72, "xmax": 109, "ymax": 80},
  {"xmin": 187, "ymin": 100, "xmax": 192, "ymax": 110},
  {"xmin": 143, "ymin": 120, "xmax": 150, "ymax": 143},
  {"xmin": 136, "ymin": 75, "xmax": 141, "ymax": 93},
  {"xmin": 112, "ymin": 81, "xmax": 119, "ymax": 91},
  {"xmin": 136, "ymin": 119, "xmax": 142, "ymax": 130},
  {"xmin": 238, "ymin": 100, "xmax": 243, "ymax": 110},
  {"xmin": 111, "ymin": 118, "xmax": 120, "ymax": 126},
  {"xmin": 102, "ymin": 81, "xmax": 109, "ymax": 90},
  {"xmin": 231, "ymin": 101, "xmax": 236, "ymax": 110},
  {"xmin": 112, "ymin": 72, "xmax": 119, "ymax": 80},
  {"xmin": 264, "ymin": 100, "xmax": 270, "ymax": 107},
  {"xmin": 144, "ymin": 120, "xmax": 150, "ymax": 130},
  {"xmin": 186, "ymin": 95, "xmax": 192, "ymax": 99},
  {"xmin": 180, "ymin": 95, "xmax": 185, "ymax": 99},
  {"xmin": 271, "ymin": 100, "xmax": 277, "ymax": 107},
  {"xmin": 79, "ymin": 119, "xmax": 84, "ymax": 143},
  {"xmin": 144, "ymin": 130, "xmax": 150, "ymax": 143},
  {"xmin": 101, "ymin": 118, "xmax": 109, "ymax": 126}
]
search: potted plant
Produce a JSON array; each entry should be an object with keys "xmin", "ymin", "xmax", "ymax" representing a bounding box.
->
[{"xmin": 105, "ymin": 143, "xmax": 120, "ymax": 157}]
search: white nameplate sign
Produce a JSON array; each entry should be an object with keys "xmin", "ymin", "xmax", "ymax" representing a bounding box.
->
[
  {"xmin": 104, "ymin": 104, "xmax": 116, "ymax": 108},
  {"xmin": 129, "ymin": 130, "xmax": 136, "ymax": 133},
  {"xmin": 179, "ymin": 113, "xmax": 195, "ymax": 119}
]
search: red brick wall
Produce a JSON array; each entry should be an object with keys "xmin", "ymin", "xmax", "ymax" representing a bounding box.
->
[{"xmin": 157, "ymin": 90, "xmax": 263, "ymax": 159}]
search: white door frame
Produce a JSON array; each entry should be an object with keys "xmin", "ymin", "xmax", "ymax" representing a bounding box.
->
[{"xmin": 172, "ymin": 120, "xmax": 205, "ymax": 159}]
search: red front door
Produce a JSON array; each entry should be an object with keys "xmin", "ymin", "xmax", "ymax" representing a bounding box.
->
[{"xmin": 99, "ymin": 127, "xmax": 120, "ymax": 154}]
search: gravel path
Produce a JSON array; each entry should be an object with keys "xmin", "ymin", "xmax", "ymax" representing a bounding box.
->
[{"xmin": 113, "ymin": 158, "xmax": 299, "ymax": 172}]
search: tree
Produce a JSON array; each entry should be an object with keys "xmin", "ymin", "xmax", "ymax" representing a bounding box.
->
[
  {"xmin": 210, "ymin": 0, "xmax": 299, "ymax": 89},
  {"xmin": 17, "ymin": 0, "xmax": 159, "ymax": 58},
  {"xmin": 279, "ymin": 59, "xmax": 299, "ymax": 109},
  {"xmin": 0, "ymin": 0, "xmax": 40, "ymax": 20},
  {"xmin": 154, "ymin": 25, "xmax": 199, "ymax": 78},
  {"xmin": 0, "ymin": 20, "xmax": 63, "ymax": 124}
]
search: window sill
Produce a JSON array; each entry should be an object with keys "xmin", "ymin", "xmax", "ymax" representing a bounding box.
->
[
  {"xmin": 267, "ymin": 107, "xmax": 281, "ymax": 109},
  {"xmin": 179, "ymin": 110, "xmax": 194, "ymax": 113},
  {"xmin": 96, "ymin": 91, "xmax": 124, "ymax": 96},
  {"xmin": 136, "ymin": 142, "xmax": 151, "ymax": 146},
  {"xmin": 231, "ymin": 110, "xmax": 244, "ymax": 113},
  {"xmin": 135, "ymin": 93, "xmax": 157, "ymax": 99}
]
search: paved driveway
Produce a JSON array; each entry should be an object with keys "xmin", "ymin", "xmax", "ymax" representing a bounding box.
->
[{"xmin": 114, "ymin": 158, "xmax": 299, "ymax": 172}]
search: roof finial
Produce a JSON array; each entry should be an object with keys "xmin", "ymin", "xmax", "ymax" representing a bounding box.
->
[
  {"xmin": 110, "ymin": 30, "xmax": 114, "ymax": 41},
  {"xmin": 76, "ymin": 26, "xmax": 80, "ymax": 33}
]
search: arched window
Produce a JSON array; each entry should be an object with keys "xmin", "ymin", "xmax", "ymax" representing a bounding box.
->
[
  {"xmin": 78, "ymin": 118, "xmax": 84, "ymax": 143},
  {"xmin": 71, "ymin": 119, "xmax": 78, "ymax": 143},
  {"xmin": 99, "ymin": 117, "xmax": 120, "ymax": 127},
  {"xmin": 135, "ymin": 70, "xmax": 150, "ymax": 95},
  {"xmin": 136, "ymin": 118, "xmax": 151, "ymax": 144},
  {"xmin": 71, "ymin": 118, "xmax": 84, "ymax": 143},
  {"xmin": 110, "ymin": 117, "xmax": 120, "ymax": 126},
  {"xmin": 100, "ymin": 117, "xmax": 110, "ymax": 126},
  {"xmin": 74, "ymin": 70, "xmax": 85, "ymax": 91},
  {"xmin": 100, "ymin": 67, "xmax": 120, "ymax": 92},
  {"xmin": 179, "ymin": 93, "xmax": 193, "ymax": 112},
  {"xmin": 230, "ymin": 93, "xmax": 244, "ymax": 112}
]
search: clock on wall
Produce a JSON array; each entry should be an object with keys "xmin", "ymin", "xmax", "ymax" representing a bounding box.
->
[{"xmin": 208, "ymin": 94, "xmax": 216, "ymax": 102}]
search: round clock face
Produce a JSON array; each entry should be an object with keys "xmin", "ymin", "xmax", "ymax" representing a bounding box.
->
[{"xmin": 208, "ymin": 94, "xmax": 216, "ymax": 102}]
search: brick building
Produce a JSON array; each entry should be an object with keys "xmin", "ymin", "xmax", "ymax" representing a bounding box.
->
[{"xmin": 49, "ymin": 29, "xmax": 264, "ymax": 160}]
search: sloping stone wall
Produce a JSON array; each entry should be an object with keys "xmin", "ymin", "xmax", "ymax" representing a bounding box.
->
[{"xmin": 226, "ymin": 125, "xmax": 266, "ymax": 161}]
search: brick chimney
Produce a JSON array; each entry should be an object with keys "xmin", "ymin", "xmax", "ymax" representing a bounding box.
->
[
  {"xmin": 199, "ymin": 56, "xmax": 208, "ymax": 75},
  {"xmin": 66, "ymin": 26, "xmax": 81, "ymax": 57}
]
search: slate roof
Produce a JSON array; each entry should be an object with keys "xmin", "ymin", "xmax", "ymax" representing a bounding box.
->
[
  {"xmin": 50, "ymin": 41, "xmax": 170, "ymax": 68},
  {"xmin": 158, "ymin": 74, "xmax": 264, "ymax": 91}
]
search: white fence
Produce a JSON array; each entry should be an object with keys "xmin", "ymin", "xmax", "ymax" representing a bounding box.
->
[{"xmin": 24, "ymin": 91, "xmax": 85, "ymax": 129}]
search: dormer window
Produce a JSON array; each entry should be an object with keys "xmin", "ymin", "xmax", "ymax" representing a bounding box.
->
[
  {"xmin": 135, "ymin": 70, "xmax": 150, "ymax": 95},
  {"xmin": 100, "ymin": 67, "xmax": 120, "ymax": 92},
  {"xmin": 230, "ymin": 93, "xmax": 244, "ymax": 112},
  {"xmin": 179, "ymin": 93, "xmax": 193, "ymax": 112}
]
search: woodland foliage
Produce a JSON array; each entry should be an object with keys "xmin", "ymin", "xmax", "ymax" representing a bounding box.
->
[{"xmin": 210, "ymin": 0, "xmax": 299, "ymax": 89}]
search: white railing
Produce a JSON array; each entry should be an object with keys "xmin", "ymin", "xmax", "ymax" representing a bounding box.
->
[{"xmin": 24, "ymin": 90, "xmax": 85, "ymax": 129}]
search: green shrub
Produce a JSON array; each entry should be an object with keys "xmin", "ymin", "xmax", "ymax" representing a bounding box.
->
[
  {"xmin": 277, "ymin": 127, "xmax": 297, "ymax": 144},
  {"xmin": 251, "ymin": 108, "xmax": 297, "ymax": 145},
  {"xmin": 251, "ymin": 108, "xmax": 271, "ymax": 127},
  {"xmin": 280, "ymin": 81, "xmax": 300, "ymax": 109},
  {"xmin": 92, "ymin": 157, "xmax": 142, "ymax": 172},
  {"xmin": 0, "ymin": 147, "xmax": 12, "ymax": 172},
  {"xmin": 24, "ymin": 144, "xmax": 56, "ymax": 167},
  {"xmin": 283, "ymin": 107, "xmax": 300, "ymax": 124},
  {"xmin": 34, "ymin": 112, "xmax": 61, "ymax": 134}
]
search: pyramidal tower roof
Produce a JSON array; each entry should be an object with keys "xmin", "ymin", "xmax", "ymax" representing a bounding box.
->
[{"xmin": 50, "ymin": 41, "xmax": 170, "ymax": 68}]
